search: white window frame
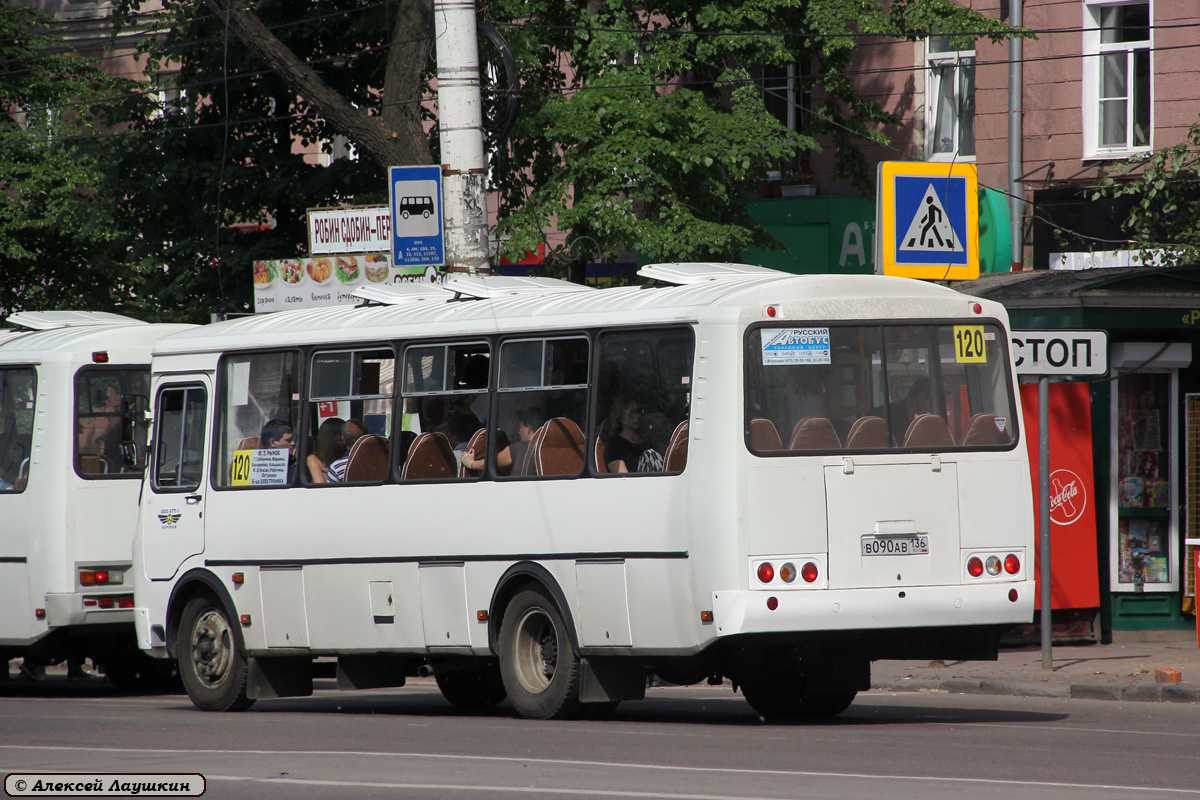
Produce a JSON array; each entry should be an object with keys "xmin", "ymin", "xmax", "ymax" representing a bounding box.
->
[
  {"xmin": 1082, "ymin": 0, "xmax": 1153, "ymax": 159},
  {"xmin": 924, "ymin": 37, "xmax": 976, "ymax": 161}
]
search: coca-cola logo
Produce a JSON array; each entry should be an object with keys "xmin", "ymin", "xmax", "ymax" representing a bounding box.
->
[{"xmin": 1049, "ymin": 468, "xmax": 1087, "ymax": 526}]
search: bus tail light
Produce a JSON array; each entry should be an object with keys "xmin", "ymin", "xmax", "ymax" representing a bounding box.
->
[
  {"xmin": 94, "ymin": 594, "xmax": 134, "ymax": 610},
  {"xmin": 1004, "ymin": 554, "xmax": 1021, "ymax": 574},
  {"xmin": 756, "ymin": 562, "xmax": 775, "ymax": 584},
  {"xmin": 967, "ymin": 557, "xmax": 984, "ymax": 577},
  {"xmin": 800, "ymin": 562, "xmax": 819, "ymax": 583},
  {"xmin": 985, "ymin": 556, "xmax": 1002, "ymax": 576},
  {"xmin": 79, "ymin": 569, "xmax": 123, "ymax": 586},
  {"xmin": 779, "ymin": 562, "xmax": 796, "ymax": 583}
]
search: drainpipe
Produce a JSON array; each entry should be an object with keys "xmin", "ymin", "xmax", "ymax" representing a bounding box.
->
[
  {"xmin": 1008, "ymin": 0, "xmax": 1024, "ymax": 271},
  {"xmin": 434, "ymin": 0, "xmax": 492, "ymax": 274}
]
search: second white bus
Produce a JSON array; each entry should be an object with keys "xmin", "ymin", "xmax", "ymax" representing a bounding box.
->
[
  {"xmin": 1, "ymin": 312, "xmax": 192, "ymax": 687},
  {"xmin": 133, "ymin": 264, "xmax": 1034, "ymax": 719}
]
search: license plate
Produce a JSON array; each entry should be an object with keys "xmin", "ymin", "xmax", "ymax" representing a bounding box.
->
[{"xmin": 861, "ymin": 535, "xmax": 929, "ymax": 556}]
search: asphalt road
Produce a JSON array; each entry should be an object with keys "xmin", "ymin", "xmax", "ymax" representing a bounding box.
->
[{"xmin": 2, "ymin": 677, "xmax": 1199, "ymax": 799}]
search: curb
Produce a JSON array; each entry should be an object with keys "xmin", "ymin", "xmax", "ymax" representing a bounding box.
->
[{"xmin": 871, "ymin": 678, "xmax": 1200, "ymax": 704}]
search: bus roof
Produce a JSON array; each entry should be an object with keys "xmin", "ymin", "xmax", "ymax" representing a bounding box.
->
[
  {"xmin": 153, "ymin": 267, "xmax": 1005, "ymax": 357},
  {"xmin": 0, "ymin": 320, "xmax": 194, "ymax": 366}
]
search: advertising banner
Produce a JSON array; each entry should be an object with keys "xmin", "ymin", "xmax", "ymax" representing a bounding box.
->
[
  {"xmin": 1021, "ymin": 382, "xmax": 1101, "ymax": 609},
  {"xmin": 252, "ymin": 255, "xmax": 443, "ymax": 313}
]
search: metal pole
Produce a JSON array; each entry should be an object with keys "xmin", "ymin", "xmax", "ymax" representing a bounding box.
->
[
  {"xmin": 1039, "ymin": 376, "xmax": 1052, "ymax": 670},
  {"xmin": 1008, "ymin": 0, "xmax": 1024, "ymax": 271},
  {"xmin": 433, "ymin": 0, "xmax": 491, "ymax": 274}
]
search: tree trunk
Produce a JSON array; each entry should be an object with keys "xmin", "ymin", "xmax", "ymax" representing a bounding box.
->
[{"xmin": 202, "ymin": 0, "xmax": 434, "ymax": 170}]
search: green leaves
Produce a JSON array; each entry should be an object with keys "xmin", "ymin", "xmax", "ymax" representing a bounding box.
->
[{"xmin": 1090, "ymin": 113, "xmax": 1200, "ymax": 266}]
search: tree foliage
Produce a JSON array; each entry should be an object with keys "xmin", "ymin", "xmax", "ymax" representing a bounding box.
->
[
  {"xmin": 3, "ymin": 0, "xmax": 1020, "ymax": 317},
  {"xmin": 0, "ymin": 4, "xmax": 149, "ymax": 315},
  {"xmin": 1092, "ymin": 113, "xmax": 1200, "ymax": 265},
  {"xmin": 482, "ymin": 0, "xmax": 1019, "ymax": 265}
]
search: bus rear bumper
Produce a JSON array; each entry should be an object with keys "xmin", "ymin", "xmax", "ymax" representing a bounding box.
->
[
  {"xmin": 44, "ymin": 593, "xmax": 136, "ymax": 628},
  {"xmin": 712, "ymin": 581, "xmax": 1034, "ymax": 638}
]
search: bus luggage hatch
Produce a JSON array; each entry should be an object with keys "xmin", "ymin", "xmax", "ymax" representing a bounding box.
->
[{"xmin": 823, "ymin": 463, "xmax": 961, "ymax": 589}]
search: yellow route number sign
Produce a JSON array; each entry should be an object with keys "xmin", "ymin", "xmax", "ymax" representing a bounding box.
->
[
  {"xmin": 954, "ymin": 325, "xmax": 987, "ymax": 363},
  {"xmin": 231, "ymin": 450, "xmax": 253, "ymax": 486}
]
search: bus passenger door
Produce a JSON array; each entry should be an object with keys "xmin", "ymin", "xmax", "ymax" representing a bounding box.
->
[{"xmin": 143, "ymin": 381, "xmax": 209, "ymax": 580}]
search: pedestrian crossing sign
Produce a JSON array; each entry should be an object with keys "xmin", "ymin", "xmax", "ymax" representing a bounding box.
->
[{"xmin": 876, "ymin": 161, "xmax": 979, "ymax": 280}]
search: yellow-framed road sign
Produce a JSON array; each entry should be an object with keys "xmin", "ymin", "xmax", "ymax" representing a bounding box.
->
[{"xmin": 876, "ymin": 161, "xmax": 979, "ymax": 280}]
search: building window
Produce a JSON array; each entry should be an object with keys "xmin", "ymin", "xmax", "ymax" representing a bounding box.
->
[
  {"xmin": 756, "ymin": 64, "xmax": 810, "ymax": 134},
  {"xmin": 1083, "ymin": 2, "xmax": 1151, "ymax": 156},
  {"xmin": 925, "ymin": 36, "xmax": 975, "ymax": 160}
]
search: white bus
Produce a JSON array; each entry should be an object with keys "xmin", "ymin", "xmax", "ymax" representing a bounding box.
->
[
  {"xmin": 133, "ymin": 264, "xmax": 1034, "ymax": 719},
  {"xmin": 0, "ymin": 312, "xmax": 193, "ymax": 687}
]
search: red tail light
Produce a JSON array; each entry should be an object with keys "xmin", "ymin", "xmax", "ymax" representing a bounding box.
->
[
  {"xmin": 801, "ymin": 562, "xmax": 819, "ymax": 583},
  {"xmin": 1004, "ymin": 554, "xmax": 1021, "ymax": 574},
  {"xmin": 967, "ymin": 557, "xmax": 984, "ymax": 577},
  {"xmin": 756, "ymin": 562, "xmax": 775, "ymax": 583}
]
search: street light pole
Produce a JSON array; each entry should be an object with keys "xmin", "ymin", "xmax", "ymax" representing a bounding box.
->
[{"xmin": 433, "ymin": 0, "xmax": 491, "ymax": 274}]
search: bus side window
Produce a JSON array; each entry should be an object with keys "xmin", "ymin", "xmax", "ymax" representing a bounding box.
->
[
  {"xmin": 306, "ymin": 348, "xmax": 395, "ymax": 485},
  {"xmin": 400, "ymin": 341, "xmax": 489, "ymax": 482},
  {"xmin": 214, "ymin": 351, "xmax": 300, "ymax": 489},
  {"xmin": 593, "ymin": 327, "xmax": 694, "ymax": 475},
  {"xmin": 495, "ymin": 337, "xmax": 588, "ymax": 479}
]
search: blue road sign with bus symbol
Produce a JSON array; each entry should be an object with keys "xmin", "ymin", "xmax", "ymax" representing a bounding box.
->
[
  {"xmin": 389, "ymin": 165, "xmax": 444, "ymax": 267},
  {"xmin": 877, "ymin": 161, "xmax": 979, "ymax": 280}
]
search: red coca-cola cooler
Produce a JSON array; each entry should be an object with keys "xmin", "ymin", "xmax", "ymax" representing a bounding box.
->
[{"xmin": 1020, "ymin": 383, "xmax": 1101, "ymax": 618}]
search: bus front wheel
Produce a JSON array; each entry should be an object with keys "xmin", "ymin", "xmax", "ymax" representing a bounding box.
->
[
  {"xmin": 498, "ymin": 588, "xmax": 582, "ymax": 720},
  {"xmin": 177, "ymin": 595, "xmax": 254, "ymax": 712}
]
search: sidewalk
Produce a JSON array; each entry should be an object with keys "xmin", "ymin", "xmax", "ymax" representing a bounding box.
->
[{"xmin": 871, "ymin": 631, "xmax": 1200, "ymax": 703}]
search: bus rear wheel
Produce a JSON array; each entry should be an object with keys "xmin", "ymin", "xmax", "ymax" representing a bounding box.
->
[
  {"xmin": 434, "ymin": 660, "xmax": 507, "ymax": 708},
  {"xmin": 742, "ymin": 674, "xmax": 857, "ymax": 721},
  {"xmin": 498, "ymin": 588, "xmax": 582, "ymax": 720},
  {"xmin": 177, "ymin": 595, "xmax": 254, "ymax": 712}
]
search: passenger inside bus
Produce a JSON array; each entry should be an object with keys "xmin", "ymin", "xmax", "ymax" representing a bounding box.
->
[
  {"xmin": 78, "ymin": 381, "xmax": 123, "ymax": 473},
  {"xmin": 307, "ymin": 417, "xmax": 346, "ymax": 484},
  {"xmin": 259, "ymin": 419, "xmax": 296, "ymax": 481},
  {"xmin": 326, "ymin": 418, "xmax": 366, "ymax": 482},
  {"xmin": 604, "ymin": 397, "xmax": 653, "ymax": 474},
  {"xmin": 460, "ymin": 407, "xmax": 544, "ymax": 477},
  {"xmin": 0, "ymin": 439, "xmax": 25, "ymax": 490}
]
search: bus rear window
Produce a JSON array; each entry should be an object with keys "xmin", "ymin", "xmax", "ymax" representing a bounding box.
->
[
  {"xmin": 746, "ymin": 322, "xmax": 1016, "ymax": 453},
  {"xmin": 75, "ymin": 368, "xmax": 150, "ymax": 478},
  {"xmin": 0, "ymin": 368, "xmax": 35, "ymax": 492}
]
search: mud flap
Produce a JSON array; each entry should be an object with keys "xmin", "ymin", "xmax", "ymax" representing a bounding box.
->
[
  {"xmin": 579, "ymin": 657, "xmax": 646, "ymax": 703},
  {"xmin": 247, "ymin": 656, "xmax": 313, "ymax": 699}
]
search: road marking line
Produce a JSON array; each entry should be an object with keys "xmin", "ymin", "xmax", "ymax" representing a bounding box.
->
[{"xmin": 1, "ymin": 745, "xmax": 1198, "ymax": 795}]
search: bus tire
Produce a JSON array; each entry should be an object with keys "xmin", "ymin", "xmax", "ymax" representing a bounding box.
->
[
  {"xmin": 177, "ymin": 595, "xmax": 254, "ymax": 712},
  {"xmin": 798, "ymin": 690, "xmax": 857, "ymax": 718},
  {"xmin": 434, "ymin": 661, "xmax": 507, "ymax": 708},
  {"xmin": 498, "ymin": 588, "xmax": 582, "ymax": 720}
]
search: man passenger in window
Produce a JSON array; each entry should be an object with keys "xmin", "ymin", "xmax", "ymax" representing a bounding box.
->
[
  {"xmin": 79, "ymin": 381, "xmax": 123, "ymax": 472},
  {"xmin": 326, "ymin": 418, "xmax": 367, "ymax": 482},
  {"xmin": 261, "ymin": 419, "xmax": 297, "ymax": 482},
  {"xmin": 604, "ymin": 397, "xmax": 652, "ymax": 474}
]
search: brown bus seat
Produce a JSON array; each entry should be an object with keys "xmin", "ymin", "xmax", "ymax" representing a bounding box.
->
[
  {"xmin": 787, "ymin": 417, "xmax": 842, "ymax": 450},
  {"xmin": 902, "ymin": 414, "xmax": 955, "ymax": 449},
  {"xmin": 344, "ymin": 434, "xmax": 391, "ymax": 482},
  {"xmin": 401, "ymin": 432, "xmax": 456, "ymax": 480},
  {"xmin": 530, "ymin": 418, "xmax": 585, "ymax": 477},
  {"xmin": 750, "ymin": 418, "xmax": 783, "ymax": 452}
]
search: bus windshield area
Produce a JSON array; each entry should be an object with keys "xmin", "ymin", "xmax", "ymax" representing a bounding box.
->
[
  {"xmin": 75, "ymin": 368, "xmax": 151, "ymax": 477},
  {"xmin": 0, "ymin": 368, "xmax": 35, "ymax": 491},
  {"xmin": 746, "ymin": 322, "xmax": 1017, "ymax": 453}
]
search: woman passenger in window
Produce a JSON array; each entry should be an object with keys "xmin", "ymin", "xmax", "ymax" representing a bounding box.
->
[
  {"xmin": 604, "ymin": 397, "xmax": 651, "ymax": 474},
  {"xmin": 307, "ymin": 417, "xmax": 346, "ymax": 484}
]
